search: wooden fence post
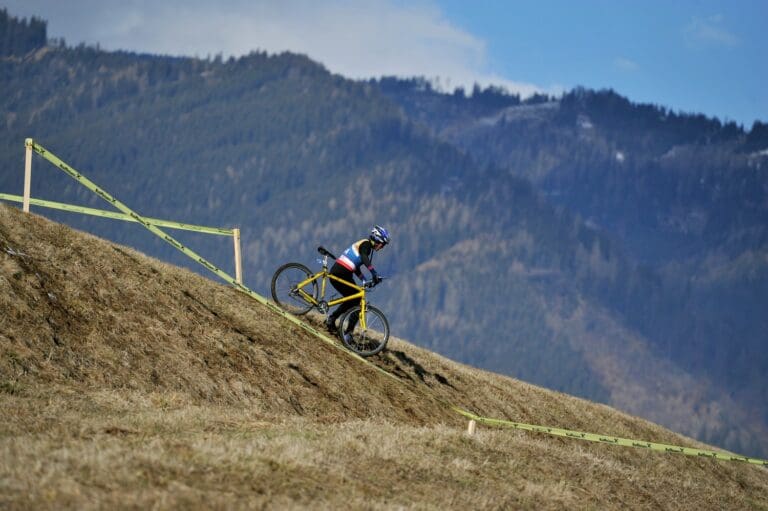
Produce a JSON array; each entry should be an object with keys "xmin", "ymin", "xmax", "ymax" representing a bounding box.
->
[
  {"xmin": 23, "ymin": 138, "xmax": 33, "ymax": 213},
  {"xmin": 233, "ymin": 228, "xmax": 243, "ymax": 284}
]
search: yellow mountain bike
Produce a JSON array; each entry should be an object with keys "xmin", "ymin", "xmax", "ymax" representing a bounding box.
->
[{"xmin": 270, "ymin": 246, "xmax": 390, "ymax": 357}]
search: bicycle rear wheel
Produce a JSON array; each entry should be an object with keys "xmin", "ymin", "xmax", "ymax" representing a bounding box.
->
[
  {"xmin": 338, "ymin": 305, "xmax": 389, "ymax": 357},
  {"xmin": 270, "ymin": 263, "xmax": 317, "ymax": 315}
]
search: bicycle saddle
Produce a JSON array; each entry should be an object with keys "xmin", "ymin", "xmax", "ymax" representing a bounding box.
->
[{"xmin": 317, "ymin": 246, "xmax": 337, "ymax": 259}]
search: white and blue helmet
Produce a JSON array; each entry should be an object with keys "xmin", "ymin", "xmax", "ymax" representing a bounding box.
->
[{"xmin": 370, "ymin": 225, "xmax": 390, "ymax": 245}]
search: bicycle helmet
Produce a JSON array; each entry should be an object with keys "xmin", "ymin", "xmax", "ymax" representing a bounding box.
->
[{"xmin": 370, "ymin": 225, "xmax": 390, "ymax": 245}]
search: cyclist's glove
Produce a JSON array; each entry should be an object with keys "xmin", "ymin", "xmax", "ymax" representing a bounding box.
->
[{"xmin": 370, "ymin": 269, "xmax": 382, "ymax": 286}]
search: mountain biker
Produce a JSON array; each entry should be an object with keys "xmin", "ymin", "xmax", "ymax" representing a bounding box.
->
[{"xmin": 325, "ymin": 225, "xmax": 390, "ymax": 335}]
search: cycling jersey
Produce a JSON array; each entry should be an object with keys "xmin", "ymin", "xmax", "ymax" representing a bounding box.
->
[{"xmin": 334, "ymin": 238, "xmax": 375, "ymax": 278}]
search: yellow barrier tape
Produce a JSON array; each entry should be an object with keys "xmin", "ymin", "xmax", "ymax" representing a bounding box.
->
[
  {"xmin": 0, "ymin": 193, "xmax": 233, "ymax": 235},
  {"xmin": 24, "ymin": 139, "xmax": 767, "ymax": 467},
  {"xmin": 24, "ymin": 139, "xmax": 393, "ymax": 377},
  {"xmin": 455, "ymin": 408, "xmax": 768, "ymax": 466}
]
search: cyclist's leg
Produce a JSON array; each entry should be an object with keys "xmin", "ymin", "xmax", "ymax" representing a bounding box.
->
[
  {"xmin": 343, "ymin": 305, "xmax": 360, "ymax": 333},
  {"xmin": 333, "ymin": 283, "xmax": 361, "ymax": 335},
  {"xmin": 327, "ymin": 271, "xmax": 360, "ymax": 328},
  {"xmin": 332, "ymin": 299, "xmax": 359, "ymax": 329}
]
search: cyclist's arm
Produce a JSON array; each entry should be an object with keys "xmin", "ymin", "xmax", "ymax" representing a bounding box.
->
[{"xmin": 359, "ymin": 241, "xmax": 379, "ymax": 281}]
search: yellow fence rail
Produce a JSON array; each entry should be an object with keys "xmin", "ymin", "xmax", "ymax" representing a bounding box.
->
[
  {"xmin": 15, "ymin": 139, "xmax": 242, "ymax": 283},
  {"xmin": 0, "ymin": 193, "xmax": 234, "ymax": 236},
  {"xmin": 455, "ymin": 408, "xmax": 768, "ymax": 466}
]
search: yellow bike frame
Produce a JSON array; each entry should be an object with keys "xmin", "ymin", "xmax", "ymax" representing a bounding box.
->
[{"xmin": 293, "ymin": 268, "xmax": 368, "ymax": 329}]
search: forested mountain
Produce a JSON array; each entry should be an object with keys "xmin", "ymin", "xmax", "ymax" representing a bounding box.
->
[
  {"xmin": 2, "ymin": 9, "xmax": 767, "ymax": 457},
  {"xmin": 378, "ymin": 77, "xmax": 768, "ymax": 450}
]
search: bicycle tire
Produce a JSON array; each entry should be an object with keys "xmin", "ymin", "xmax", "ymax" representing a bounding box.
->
[
  {"xmin": 338, "ymin": 305, "xmax": 390, "ymax": 357},
  {"xmin": 270, "ymin": 263, "xmax": 317, "ymax": 315}
]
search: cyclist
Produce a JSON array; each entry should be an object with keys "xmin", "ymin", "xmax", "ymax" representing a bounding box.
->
[{"xmin": 325, "ymin": 225, "xmax": 390, "ymax": 335}]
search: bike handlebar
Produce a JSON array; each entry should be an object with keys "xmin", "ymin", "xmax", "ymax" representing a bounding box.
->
[{"xmin": 364, "ymin": 276, "xmax": 387, "ymax": 289}]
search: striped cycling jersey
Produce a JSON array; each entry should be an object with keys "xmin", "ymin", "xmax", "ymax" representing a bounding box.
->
[{"xmin": 336, "ymin": 239, "xmax": 369, "ymax": 272}]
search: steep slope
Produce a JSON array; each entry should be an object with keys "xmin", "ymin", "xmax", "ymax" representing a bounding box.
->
[
  {"xmin": 0, "ymin": 203, "xmax": 451, "ymax": 423},
  {"xmin": 3, "ymin": 205, "xmax": 768, "ymax": 508}
]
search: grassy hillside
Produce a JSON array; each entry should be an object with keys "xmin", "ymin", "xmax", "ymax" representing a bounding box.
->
[{"xmin": 2, "ymin": 204, "xmax": 767, "ymax": 509}]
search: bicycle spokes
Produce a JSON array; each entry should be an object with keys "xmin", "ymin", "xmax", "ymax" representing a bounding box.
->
[
  {"xmin": 339, "ymin": 305, "xmax": 390, "ymax": 357},
  {"xmin": 271, "ymin": 263, "xmax": 317, "ymax": 315}
]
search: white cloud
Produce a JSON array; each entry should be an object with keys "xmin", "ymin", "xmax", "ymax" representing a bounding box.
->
[
  {"xmin": 614, "ymin": 57, "xmax": 639, "ymax": 72},
  {"xmin": 3, "ymin": 0, "xmax": 546, "ymax": 98},
  {"xmin": 684, "ymin": 15, "xmax": 740, "ymax": 47}
]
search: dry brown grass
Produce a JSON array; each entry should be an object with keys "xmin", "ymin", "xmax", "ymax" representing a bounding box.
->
[{"xmin": 1, "ymin": 203, "xmax": 767, "ymax": 509}]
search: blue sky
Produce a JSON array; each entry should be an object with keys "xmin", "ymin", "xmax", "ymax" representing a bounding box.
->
[
  {"xmin": 437, "ymin": 1, "xmax": 767, "ymax": 127},
  {"xmin": 4, "ymin": 0, "xmax": 766, "ymax": 127}
]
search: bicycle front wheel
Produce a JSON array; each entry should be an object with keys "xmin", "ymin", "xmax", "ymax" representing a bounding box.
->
[
  {"xmin": 270, "ymin": 263, "xmax": 317, "ymax": 315},
  {"xmin": 338, "ymin": 305, "xmax": 390, "ymax": 357}
]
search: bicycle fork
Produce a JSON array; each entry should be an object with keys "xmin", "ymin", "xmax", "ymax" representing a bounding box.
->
[{"xmin": 358, "ymin": 297, "xmax": 368, "ymax": 330}]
